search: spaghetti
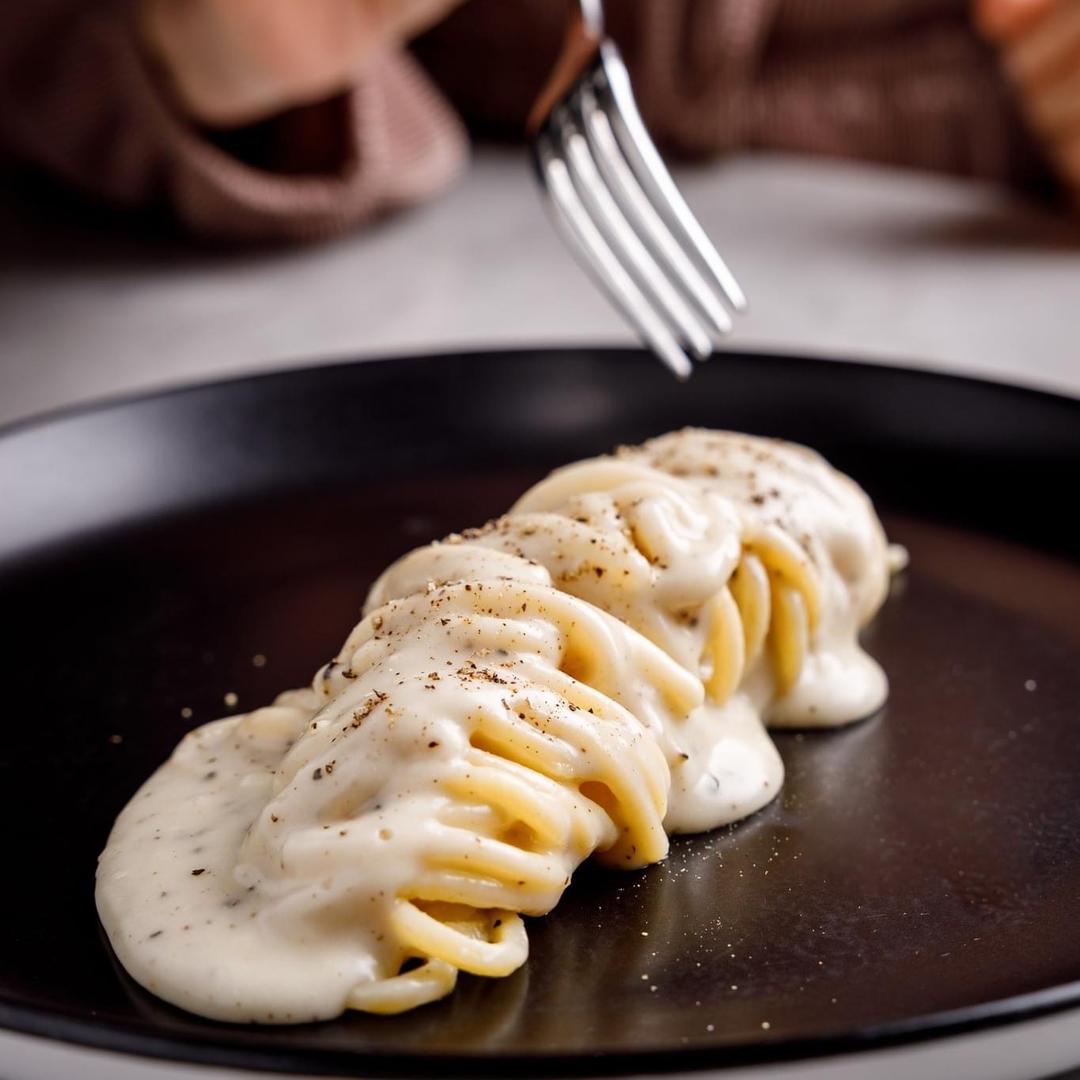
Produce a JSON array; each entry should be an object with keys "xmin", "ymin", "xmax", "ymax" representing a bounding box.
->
[{"xmin": 97, "ymin": 429, "xmax": 894, "ymax": 1021}]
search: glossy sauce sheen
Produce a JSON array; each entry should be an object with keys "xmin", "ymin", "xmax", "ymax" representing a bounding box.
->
[{"xmin": 96, "ymin": 430, "xmax": 893, "ymax": 1022}]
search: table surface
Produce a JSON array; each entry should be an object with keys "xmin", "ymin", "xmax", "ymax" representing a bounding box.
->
[
  {"xmin": 1, "ymin": 149, "xmax": 1078, "ymax": 428},
  {"xmin": 2, "ymin": 151, "xmax": 1079, "ymax": 1080}
]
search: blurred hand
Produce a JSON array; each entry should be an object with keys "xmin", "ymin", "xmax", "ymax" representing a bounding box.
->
[
  {"xmin": 976, "ymin": 0, "xmax": 1080, "ymax": 200},
  {"xmin": 139, "ymin": 0, "xmax": 465, "ymax": 127}
]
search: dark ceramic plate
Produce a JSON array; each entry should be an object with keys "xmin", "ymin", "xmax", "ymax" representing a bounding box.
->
[{"xmin": 1, "ymin": 348, "xmax": 1079, "ymax": 1078}]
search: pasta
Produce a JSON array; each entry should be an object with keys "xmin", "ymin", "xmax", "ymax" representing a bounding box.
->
[{"xmin": 96, "ymin": 429, "xmax": 895, "ymax": 1022}]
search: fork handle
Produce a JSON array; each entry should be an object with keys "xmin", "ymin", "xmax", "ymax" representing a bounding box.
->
[
  {"xmin": 527, "ymin": 0, "xmax": 605, "ymax": 133},
  {"xmin": 578, "ymin": 0, "xmax": 604, "ymax": 36}
]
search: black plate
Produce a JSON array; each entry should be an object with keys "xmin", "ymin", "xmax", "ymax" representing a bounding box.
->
[{"xmin": 1, "ymin": 348, "xmax": 1079, "ymax": 1078}]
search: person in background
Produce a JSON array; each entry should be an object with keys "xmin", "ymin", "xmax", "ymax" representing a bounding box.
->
[{"xmin": 0, "ymin": 0, "xmax": 1075, "ymax": 243}]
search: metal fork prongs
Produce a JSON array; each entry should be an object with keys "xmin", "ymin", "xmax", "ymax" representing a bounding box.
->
[{"xmin": 530, "ymin": 1, "xmax": 746, "ymax": 378}]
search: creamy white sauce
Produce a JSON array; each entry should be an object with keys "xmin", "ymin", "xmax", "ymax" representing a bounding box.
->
[
  {"xmin": 619, "ymin": 430, "xmax": 890, "ymax": 729},
  {"xmin": 97, "ymin": 429, "xmax": 893, "ymax": 1022}
]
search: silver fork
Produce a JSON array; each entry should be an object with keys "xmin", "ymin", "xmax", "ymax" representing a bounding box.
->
[{"xmin": 529, "ymin": 0, "xmax": 746, "ymax": 379}]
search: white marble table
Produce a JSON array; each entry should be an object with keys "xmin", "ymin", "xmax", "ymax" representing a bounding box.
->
[{"xmin": 1, "ymin": 149, "xmax": 1078, "ymax": 428}]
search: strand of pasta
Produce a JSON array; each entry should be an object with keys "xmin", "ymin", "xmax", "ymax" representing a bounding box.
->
[
  {"xmin": 370, "ymin": 461, "xmax": 824, "ymax": 712},
  {"xmin": 242, "ymin": 578, "xmax": 695, "ymax": 1014},
  {"xmin": 309, "ymin": 462, "xmax": 826, "ymax": 1011}
]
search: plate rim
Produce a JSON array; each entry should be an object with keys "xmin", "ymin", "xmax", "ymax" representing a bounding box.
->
[
  {"xmin": 3, "ymin": 346, "xmax": 1079, "ymax": 1076},
  {"xmin": 5, "ymin": 980, "xmax": 1080, "ymax": 1077},
  {"xmin": 1, "ymin": 344, "xmax": 1077, "ymax": 444}
]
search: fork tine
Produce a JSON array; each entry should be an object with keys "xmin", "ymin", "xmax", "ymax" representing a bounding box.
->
[
  {"xmin": 594, "ymin": 43, "xmax": 747, "ymax": 313},
  {"xmin": 534, "ymin": 132, "xmax": 694, "ymax": 379},
  {"xmin": 559, "ymin": 113, "xmax": 713, "ymax": 360},
  {"xmin": 579, "ymin": 90, "xmax": 733, "ymax": 336}
]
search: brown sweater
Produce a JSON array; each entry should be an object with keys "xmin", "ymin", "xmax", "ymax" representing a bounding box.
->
[{"xmin": 0, "ymin": 0, "xmax": 1049, "ymax": 242}]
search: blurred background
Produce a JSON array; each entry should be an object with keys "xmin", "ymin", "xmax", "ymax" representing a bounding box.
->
[{"xmin": 1, "ymin": 0, "xmax": 1079, "ymax": 426}]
